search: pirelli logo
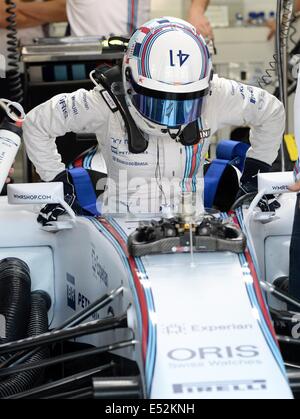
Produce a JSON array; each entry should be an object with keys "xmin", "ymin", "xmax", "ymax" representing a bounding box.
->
[{"xmin": 173, "ymin": 380, "xmax": 267, "ymax": 394}]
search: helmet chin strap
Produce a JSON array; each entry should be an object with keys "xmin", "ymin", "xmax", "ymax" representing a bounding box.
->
[
  {"xmin": 163, "ymin": 127, "xmax": 182, "ymax": 140},
  {"xmin": 164, "ymin": 120, "xmax": 202, "ymax": 146}
]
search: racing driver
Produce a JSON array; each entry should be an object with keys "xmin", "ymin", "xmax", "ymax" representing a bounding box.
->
[{"xmin": 22, "ymin": 17, "xmax": 285, "ymax": 225}]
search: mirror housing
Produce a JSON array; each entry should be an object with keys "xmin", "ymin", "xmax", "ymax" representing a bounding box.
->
[{"xmin": 7, "ymin": 183, "xmax": 76, "ymax": 231}]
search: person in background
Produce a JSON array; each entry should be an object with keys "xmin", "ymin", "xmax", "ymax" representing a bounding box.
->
[
  {"xmin": 0, "ymin": 0, "xmax": 66, "ymax": 30},
  {"xmin": 66, "ymin": 0, "xmax": 213, "ymax": 39},
  {"xmin": 188, "ymin": 0, "xmax": 213, "ymax": 39},
  {"xmin": 285, "ymin": 67, "xmax": 300, "ymax": 301},
  {"xmin": 0, "ymin": 0, "xmax": 67, "ymax": 188},
  {"xmin": 0, "ymin": 0, "xmax": 67, "ymax": 96},
  {"xmin": 267, "ymin": 0, "xmax": 300, "ymax": 40}
]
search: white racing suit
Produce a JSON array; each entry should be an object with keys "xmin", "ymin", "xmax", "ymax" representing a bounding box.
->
[{"xmin": 23, "ymin": 75, "xmax": 285, "ymax": 215}]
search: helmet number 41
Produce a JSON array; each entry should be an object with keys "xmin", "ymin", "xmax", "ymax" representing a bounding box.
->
[{"xmin": 169, "ymin": 50, "xmax": 190, "ymax": 67}]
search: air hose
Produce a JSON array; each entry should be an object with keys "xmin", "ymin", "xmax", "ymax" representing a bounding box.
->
[
  {"xmin": 0, "ymin": 291, "xmax": 50, "ymax": 398},
  {"xmin": 289, "ymin": 13, "xmax": 299, "ymax": 50},
  {"xmin": 258, "ymin": 0, "xmax": 295, "ymax": 91},
  {"xmin": 0, "ymin": 258, "xmax": 31, "ymax": 345},
  {"xmin": 5, "ymin": 0, "xmax": 23, "ymax": 103}
]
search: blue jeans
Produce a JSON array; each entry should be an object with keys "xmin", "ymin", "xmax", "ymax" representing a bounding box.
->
[{"xmin": 290, "ymin": 194, "xmax": 300, "ymax": 301}]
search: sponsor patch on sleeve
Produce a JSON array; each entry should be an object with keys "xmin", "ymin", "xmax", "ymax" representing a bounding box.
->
[{"xmin": 100, "ymin": 90, "xmax": 118, "ymax": 113}]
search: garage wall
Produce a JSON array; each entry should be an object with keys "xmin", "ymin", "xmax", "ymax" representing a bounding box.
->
[
  {"xmin": 151, "ymin": 0, "xmax": 278, "ymax": 23},
  {"xmin": 150, "ymin": 0, "xmax": 184, "ymax": 19}
]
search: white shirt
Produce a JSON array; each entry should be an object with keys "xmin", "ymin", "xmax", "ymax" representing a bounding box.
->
[
  {"xmin": 67, "ymin": 0, "xmax": 151, "ymax": 37},
  {"xmin": 0, "ymin": 0, "xmax": 44, "ymax": 72},
  {"xmin": 23, "ymin": 76, "xmax": 285, "ymax": 213}
]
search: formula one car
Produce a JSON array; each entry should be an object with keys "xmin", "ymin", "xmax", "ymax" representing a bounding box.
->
[{"xmin": 0, "ymin": 172, "xmax": 298, "ymax": 400}]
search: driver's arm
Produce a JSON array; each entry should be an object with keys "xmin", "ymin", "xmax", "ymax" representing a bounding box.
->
[
  {"xmin": 188, "ymin": 0, "xmax": 213, "ymax": 39},
  {"xmin": 0, "ymin": 0, "xmax": 67, "ymax": 29},
  {"xmin": 211, "ymin": 77, "xmax": 285, "ymax": 167},
  {"xmin": 23, "ymin": 88, "xmax": 109, "ymax": 182},
  {"xmin": 6, "ymin": 167, "xmax": 14, "ymax": 184}
]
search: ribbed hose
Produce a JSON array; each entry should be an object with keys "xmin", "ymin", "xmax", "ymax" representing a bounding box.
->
[
  {"xmin": 289, "ymin": 14, "xmax": 299, "ymax": 50},
  {"xmin": 5, "ymin": 0, "xmax": 23, "ymax": 103},
  {"xmin": 0, "ymin": 258, "xmax": 31, "ymax": 344},
  {"xmin": 0, "ymin": 291, "xmax": 50, "ymax": 398},
  {"xmin": 258, "ymin": 0, "xmax": 294, "ymax": 92}
]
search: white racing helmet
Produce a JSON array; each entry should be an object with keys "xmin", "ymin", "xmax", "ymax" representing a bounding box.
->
[{"xmin": 123, "ymin": 17, "xmax": 213, "ymax": 136}]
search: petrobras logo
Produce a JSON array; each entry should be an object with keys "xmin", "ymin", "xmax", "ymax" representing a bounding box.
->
[{"xmin": 0, "ymin": 54, "xmax": 5, "ymax": 78}]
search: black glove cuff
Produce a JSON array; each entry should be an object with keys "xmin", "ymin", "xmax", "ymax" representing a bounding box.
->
[{"xmin": 241, "ymin": 158, "xmax": 272, "ymax": 187}]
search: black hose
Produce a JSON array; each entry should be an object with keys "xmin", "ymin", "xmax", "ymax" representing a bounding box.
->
[
  {"xmin": 0, "ymin": 291, "xmax": 50, "ymax": 398},
  {"xmin": 278, "ymin": 335, "xmax": 300, "ymax": 345},
  {"xmin": 0, "ymin": 314, "xmax": 128, "ymax": 357},
  {"xmin": 46, "ymin": 387, "xmax": 93, "ymax": 400},
  {"xmin": 258, "ymin": 0, "xmax": 294, "ymax": 93},
  {"xmin": 270, "ymin": 308, "xmax": 298, "ymax": 323},
  {"xmin": 0, "ymin": 340, "xmax": 135, "ymax": 385},
  {"xmin": 289, "ymin": 14, "xmax": 299, "ymax": 50},
  {"xmin": 0, "ymin": 286, "xmax": 123, "ymax": 370},
  {"xmin": 258, "ymin": 54, "xmax": 278, "ymax": 89},
  {"xmin": 0, "ymin": 258, "xmax": 31, "ymax": 345},
  {"xmin": 280, "ymin": 0, "xmax": 294, "ymax": 51},
  {"xmin": 231, "ymin": 192, "xmax": 257, "ymax": 211},
  {"xmin": 6, "ymin": 363, "xmax": 114, "ymax": 399},
  {"xmin": 5, "ymin": 0, "xmax": 23, "ymax": 103},
  {"xmin": 260, "ymin": 280, "xmax": 300, "ymax": 310}
]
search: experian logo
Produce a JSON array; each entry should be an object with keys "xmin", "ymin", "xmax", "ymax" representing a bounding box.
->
[{"xmin": 14, "ymin": 194, "xmax": 52, "ymax": 200}]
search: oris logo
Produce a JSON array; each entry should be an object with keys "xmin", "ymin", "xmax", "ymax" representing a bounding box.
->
[{"xmin": 168, "ymin": 345, "xmax": 259, "ymax": 361}]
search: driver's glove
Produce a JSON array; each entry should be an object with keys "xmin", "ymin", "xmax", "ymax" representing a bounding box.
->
[
  {"xmin": 37, "ymin": 170, "xmax": 86, "ymax": 226},
  {"xmin": 237, "ymin": 158, "xmax": 281, "ymax": 212}
]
